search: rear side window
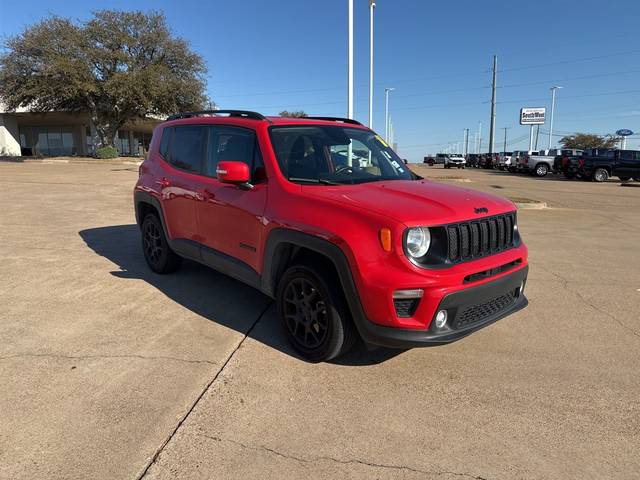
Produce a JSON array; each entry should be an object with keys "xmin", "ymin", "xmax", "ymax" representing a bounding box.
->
[
  {"xmin": 620, "ymin": 151, "xmax": 634, "ymax": 160},
  {"xmin": 159, "ymin": 128, "xmax": 172, "ymax": 159},
  {"xmin": 169, "ymin": 126, "xmax": 206, "ymax": 172}
]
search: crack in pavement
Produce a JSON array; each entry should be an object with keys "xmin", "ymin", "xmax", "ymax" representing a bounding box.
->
[
  {"xmin": 194, "ymin": 433, "xmax": 488, "ymax": 479},
  {"xmin": 0, "ymin": 352, "xmax": 218, "ymax": 366},
  {"xmin": 136, "ymin": 301, "xmax": 273, "ymax": 480},
  {"xmin": 537, "ymin": 265, "xmax": 640, "ymax": 339}
]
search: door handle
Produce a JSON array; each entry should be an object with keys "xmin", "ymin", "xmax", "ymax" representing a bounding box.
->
[{"xmin": 155, "ymin": 178, "xmax": 170, "ymax": 188}]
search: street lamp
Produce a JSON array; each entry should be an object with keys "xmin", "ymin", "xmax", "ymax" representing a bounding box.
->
[
  {"xmin": 368, "ymin": 0, "xmax": 375, "ymax": 128},
  {"xmin": 548, "ymin": 86, "xmax": 563, "ymax": 149},
  {"xmin": 384, "ymin": 87, "xmax": 395, "ymax": 142},
  {"xmin": 346, "ymin": 0, "xmax": 354, "ymax": 119}
]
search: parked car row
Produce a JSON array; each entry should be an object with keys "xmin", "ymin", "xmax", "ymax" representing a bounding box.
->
[{"xmin": 426, "ymin": 149, "xmax": 640, "ymax": 182}]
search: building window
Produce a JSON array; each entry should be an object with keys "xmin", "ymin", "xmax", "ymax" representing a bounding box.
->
[{"xmin": 18, "ymin": 125, "xmax": 78, "ymax": 156}]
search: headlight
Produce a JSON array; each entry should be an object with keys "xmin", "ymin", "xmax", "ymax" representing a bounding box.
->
[{"xmin": 405, "ymin": 227, "xmax": 431, "ymax": 258}]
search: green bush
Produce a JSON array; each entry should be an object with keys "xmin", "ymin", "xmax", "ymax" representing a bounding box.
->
[{"xmin": 95, "ymin": 146, "xmax": 119, "ymax": 159}]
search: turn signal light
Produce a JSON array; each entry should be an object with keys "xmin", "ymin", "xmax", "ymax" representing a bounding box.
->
[{"xmin": 379, "ymin": 228, "xmax": 392, "ymax": 252}]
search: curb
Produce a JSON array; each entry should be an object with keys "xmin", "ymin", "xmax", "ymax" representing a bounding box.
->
[{"xmin": 1, "ymin": 158, "xmax": 143, "ymax": 166}]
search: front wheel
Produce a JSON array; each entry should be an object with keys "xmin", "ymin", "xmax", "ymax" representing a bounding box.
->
[
  {"xmin": 277, "ymin": 264, "xmax": 357, "ymax": 362},
  {"xmin": 593, "ymin": 168, "xmax": 609, "ymax": 182}
]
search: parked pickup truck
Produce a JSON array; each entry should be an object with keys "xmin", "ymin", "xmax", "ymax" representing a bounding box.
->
[
  {"xmin": 515, "ymin": 150, "xmax": 539, "ymax": 173},
  {"xmin": 520, "ymin": 149, "xmax": 580, "ymax": 177},
  {"xmin": 498, "ymin": 152, "xmax": 513, "ymax": 171},
  {"xmin": 575, "ymin": 149, "xmax": 640, "ymax": 182},
  {"xmin": 553, "ymin": 149, "xmax": 585, "ymax": 179}
]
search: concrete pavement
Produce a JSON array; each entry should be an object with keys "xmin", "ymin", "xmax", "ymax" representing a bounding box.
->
[{"xmin": 1, "ymin": 162, "xmax": 638, "ymax": 479}]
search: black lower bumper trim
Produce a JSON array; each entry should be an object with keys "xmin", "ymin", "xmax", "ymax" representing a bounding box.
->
[{"xmin": 357, "ymin": 265, "xmax": 529, "ymax": 349}]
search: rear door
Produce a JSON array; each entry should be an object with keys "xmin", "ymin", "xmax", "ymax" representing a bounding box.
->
[
  {"xmin": 157, "ymin": 125, "xmax": 206, "ymax": 253},
  {"xmin": 196, "ymin": 125, "xmax": 268, "ymax": 275},
  {"xmin": 616, "ymin": 151, "xmax": 640, "ymax": 177}
]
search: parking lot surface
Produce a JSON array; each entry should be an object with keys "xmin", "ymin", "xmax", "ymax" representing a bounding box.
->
[{"xmin": 1, "ymin": 162, "xmax": 639, "ymax": 479}]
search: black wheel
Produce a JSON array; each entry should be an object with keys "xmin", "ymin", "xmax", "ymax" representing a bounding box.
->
[
  {"xmin": 428, "ymin": 160, "xmax": 434, "ymax": 166},
  {"xmin": 277, "ymin": 264, "xmax": 357, "ymax": 362},
  {"xmin": 563, "ymin": 172, "xmax": 575, "ymax": 179},
  {"xmin": 534, "ymin": 164, "xmax": 548, "ymax": 177},
  {"xmin": 618, "ymin": 176, "xmax": 630, "ymax": 182},
  {"xmin": 141, "ymin": 214, "xmax": 182, "ymax": 274},
  {"xmin": 444, "ymin": 164, "xmax": 450, "ymax": 169},
  {"xmin": 593, "ymin": 168, "xmax": 609, "ymax": 183}
]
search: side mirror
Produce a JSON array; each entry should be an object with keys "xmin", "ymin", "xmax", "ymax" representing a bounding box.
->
[{"xmin": 216, "ymin": 161, "xmax": 250, "ymax": 185}]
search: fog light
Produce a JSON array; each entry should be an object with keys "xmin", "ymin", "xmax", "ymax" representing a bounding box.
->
[{"xmin": 435, "ymin": 310, "xmax": 447, "ymax": 328}]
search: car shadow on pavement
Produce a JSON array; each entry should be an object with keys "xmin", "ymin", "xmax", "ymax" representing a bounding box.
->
[{"xmin": 79, "ymin": 224, "xmax": 403, "ymax": 366}]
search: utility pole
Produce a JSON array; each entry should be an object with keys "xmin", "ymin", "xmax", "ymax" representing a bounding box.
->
[
  {"xmin": 488, "ymin": 55, "xmax": 497, "ymax": 154},
  {"xmin": 477, "ymin": 122, "xmax": 482, "ymax": 153},
  {"xmin": 548, "ymin": 86, "xmax": 562, "ymax": 149},
  {"xmin": 463, "ymin": 128, "xmax": 469, "ymax": 156},
  {"xmin": 368, "ymin": 0, "xmax": 375, "ymax": 128},
  {"xmin": 502, "ymin": 127, "xmax": 509, "ymax": 153},
  {"xmin": 347, "ymin": 0, "xmax": 354, "ymax": 119},
  {"xmin": 384, "ymin": 87, "xmax": 395, "ymax": 142}
]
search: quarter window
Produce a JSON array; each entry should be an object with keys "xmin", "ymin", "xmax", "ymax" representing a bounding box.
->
[{"xmin": 159, "ymin": 127, "xmax": 171, "ymax": 159}]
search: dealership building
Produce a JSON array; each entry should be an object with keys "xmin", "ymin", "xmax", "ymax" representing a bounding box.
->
[{"xmin": 0, "ymin": 107, "xmax": 160, "ymax": 157}]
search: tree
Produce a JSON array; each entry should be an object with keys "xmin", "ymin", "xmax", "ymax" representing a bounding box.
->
[
  {"xmin": 559, "ymin": 133, "xmax": 620, "ymax": 150},
  {"xmin": 0, "ymin": 11, "xmax": 209, "ymax": 148},
  {"xmin": 279, "ymin": 110, "xmax": 308, "ymax": 118}
]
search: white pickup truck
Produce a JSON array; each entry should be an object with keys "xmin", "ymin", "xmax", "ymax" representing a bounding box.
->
[{"xmin": 520, "ymin": 149, "xmax": 578, "ymax": 177}]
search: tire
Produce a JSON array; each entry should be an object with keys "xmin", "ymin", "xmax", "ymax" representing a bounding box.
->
[
  {"xmin": 141, "ymin": 214, "xmax": 182, "ymax": 274},
  {"xmin": 533, "ymin": 163, "xmax": 548, "ymax": 177},
  {"xmin": 563, "ymin": 172, "xmax": 575, "ymax": 179},
  {"xmin": 276, "ymin": 263, "xmax": 357, "ymax": 362},
  {"xmin": 428, "ymin": 160, "xmax": 434, "ymax": 166},
  {"xmin": 593, "ymin": 168, "xmax": 609, "ymax": 183},
  {"xmin": 618, "ymin": 176, "xmax": 630, "ymax": 182}
]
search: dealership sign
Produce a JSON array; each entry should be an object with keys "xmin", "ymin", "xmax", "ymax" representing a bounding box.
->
[
  {"xmin": 520, "ymin": 107, "xmax": 546, "ymax": 125},
  {"xmin": 616, "ymin": 129, "xmax": 634, "ymax": 136}
]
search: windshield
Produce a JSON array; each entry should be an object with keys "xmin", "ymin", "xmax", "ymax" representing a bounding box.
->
[{"xmin": 269, "ymin": 125, "xmax": 414, "ymax": 185}]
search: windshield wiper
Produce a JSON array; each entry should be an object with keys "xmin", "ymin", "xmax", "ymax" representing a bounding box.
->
[{"xmin": 288, "ymin": 177, "xmax": 343, "ymax": 185}]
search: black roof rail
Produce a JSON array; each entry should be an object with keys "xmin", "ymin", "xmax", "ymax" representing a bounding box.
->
[
  {"xmin": 167, "ymin": 110, "xmax": 269, "ymax": 122},
  {"xmin": 305, "ymin": 116, "xmax": 363, "ymax": 126}
]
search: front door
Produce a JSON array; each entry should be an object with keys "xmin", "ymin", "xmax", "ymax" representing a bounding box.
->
[{"xmin": 195, "ymin": 126, "xmax": 268, "ymax": 276}]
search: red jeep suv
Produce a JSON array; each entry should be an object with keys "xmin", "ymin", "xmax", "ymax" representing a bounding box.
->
[{"xmin": 134, "ymin": 110, "xmax": 528, "ymax": 361}]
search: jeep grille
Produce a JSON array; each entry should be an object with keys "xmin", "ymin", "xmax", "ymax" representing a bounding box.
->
[{"xmin": 446, "ymin": 212, "xmax": 516, "ymax": 263}]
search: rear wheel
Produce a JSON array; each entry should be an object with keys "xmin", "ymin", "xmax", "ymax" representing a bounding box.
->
[
  {"xmin": 618, "ymin": 176, "xmax": 630, "ymax": 182},
  {"xmin": 534, "ymin": 164, "xmax": 549, "ymax": 177},
  {"xmin": 593, "ymin": 168, "xmax": 609, "ymax": 183},
  {"xmin": 277, "ymin": 264, "xmax": 357, "ymax": 362},
  {"xmin": 563, "ymin": 172, "xmax": 575, "ymax": 179},
  {"xmin": 141, "ymin": 214, "xmax": 182, "ymax": 274}
]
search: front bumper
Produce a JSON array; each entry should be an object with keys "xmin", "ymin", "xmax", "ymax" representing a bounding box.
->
[{"xmin": 356, "ymin": 265, "xmax": 528, "ymax": 348}]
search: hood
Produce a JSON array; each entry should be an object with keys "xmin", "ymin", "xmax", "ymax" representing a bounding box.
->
[{"xmin": 303, "ymin": 179, "xmax": 516, "ymax": 226}]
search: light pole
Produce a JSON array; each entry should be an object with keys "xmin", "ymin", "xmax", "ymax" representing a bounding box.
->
[
  {"xmin": 548, "ymin": 86, "xmax": 562, "ymax": 149},
  {"xmin": 463, "ymin": 128, "xmax": 469, "ymax": 156},
  {"xmin": 368, "ymin": 0, "xmax": 375, "ymax": 128},
  {"xmin": 347, "ymin": 0, "xmax": 354, "ymax": 119},
  {"xmin": 384, "ymin": 87, "xmax": 395, "ymax": 142}
]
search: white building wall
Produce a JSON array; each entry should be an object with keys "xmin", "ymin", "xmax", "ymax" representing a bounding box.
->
[{"xmin": 0, "ymin": 114, "xmax": 21, "ymax": 156}]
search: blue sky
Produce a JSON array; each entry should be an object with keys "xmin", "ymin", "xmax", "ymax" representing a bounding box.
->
[{"xmin": 1, "ymin": 0, "xmax": 639, "ymax": 160}]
